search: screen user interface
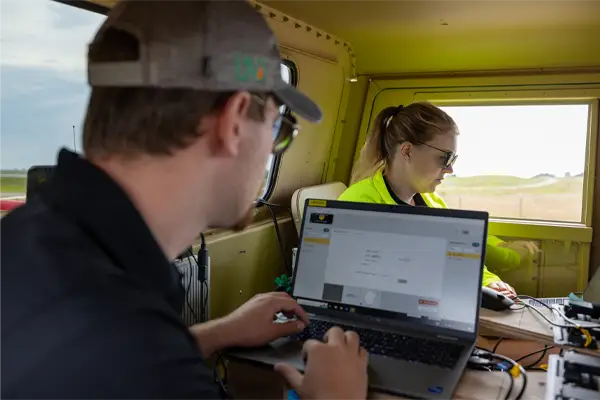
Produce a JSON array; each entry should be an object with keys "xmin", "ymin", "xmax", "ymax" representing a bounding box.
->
[{"xmin": 293, "ymin": 204, "xmax": 485, "ymax": 333}]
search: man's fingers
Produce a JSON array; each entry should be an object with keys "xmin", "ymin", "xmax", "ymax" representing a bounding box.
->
[
  {"xmin": 268, "ymin": 296, "xmax": 310, "ymax": 326},
  {"xmin": 488, "ymin": 282, "xmax": 500, "ymax": 291},
  {"xmin": 273, "ymin": 319, "xmax": 306, "ymax": 338},
  {"xmin": 344, "ymin": 330, "xmax": 360, "ymax": 351},
  {"xmin": 323, "ymin": 326, "xmax": 345, "ymax": 345},
  {"xmin": 359, "ymin": 346, "xmax": 369, "ymax": 361},
  {"xmin": 274, "ymin": 362, "xmax": 303, "ymax": 390},
  {"xmin": 301, "ymin": 339, "xmax": 321, "ymax": 365}
]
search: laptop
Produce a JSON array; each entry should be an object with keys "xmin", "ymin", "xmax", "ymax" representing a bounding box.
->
[
  {"xmin": 526, "ymin": 267, "xmax": 600, "ymax": 307},
  {"xmin": 226, "ymin": 199, "xmax": 489, "ymax": 399}
]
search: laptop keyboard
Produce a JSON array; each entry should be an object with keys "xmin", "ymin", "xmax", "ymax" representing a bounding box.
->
[
  {"xmin": 527, "ymin": 297, "xmax": 568, "ymax": 307},
  {"xmin": 289, "ymin": 319, "xmax": 463, "ymax": 369}
]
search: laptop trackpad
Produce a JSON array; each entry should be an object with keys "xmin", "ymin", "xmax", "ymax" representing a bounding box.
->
[
  {"xmin": 225, "ymin": 338, "xmax": 305, "ymax": 371},
  {"xmin": 368, "ymin": 355, "xmax": 459, "ymax": 398}
]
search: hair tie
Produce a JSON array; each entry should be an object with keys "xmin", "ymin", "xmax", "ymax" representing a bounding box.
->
[{"xmin": 384, "ymin": 104, "xmax": 404, "ymax": 128}]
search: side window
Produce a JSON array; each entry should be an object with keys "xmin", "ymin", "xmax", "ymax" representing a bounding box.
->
[
  {"xmin": 0, "ymin": 1, "xmax": 295, "ymax": 207},
  {"xmin": 436, "ymin": 104, "xmax": 590, "ymax": 223},
  {"xmin": 259, "ymin": 61, "xmax": 297, "ymax": 201},
  {"xmin": 1, "ymin": 0, "xmax": 106, "ymax": 206}
]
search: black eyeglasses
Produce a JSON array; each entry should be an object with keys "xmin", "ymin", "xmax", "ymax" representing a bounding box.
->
[
  {"xmin": 252, "ymin": 95, "xmax": 299, "ymax": 155},
  {"xmin": 416, "ymin": 141, "xmax": 458, "ymax": 168}
]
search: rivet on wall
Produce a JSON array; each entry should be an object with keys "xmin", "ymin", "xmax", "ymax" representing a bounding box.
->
[{"xmin": 249, "ymin": 0, "xmax": 357, "ymax": 84}]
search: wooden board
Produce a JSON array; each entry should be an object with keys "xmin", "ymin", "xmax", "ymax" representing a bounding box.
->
[
  {"xmin": 226, "ymin": 360, "xmax": 547, "ymax": 400},
  {"xmin": 375, "ymin": 371, "xmax": 547, "ymax": 400},
  {"xmin": 479, "ymin": 307, "xmax": 600, "ymax": 356}
]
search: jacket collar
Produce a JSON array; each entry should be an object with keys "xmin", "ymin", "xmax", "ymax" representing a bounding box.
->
[{"xmin": 41, "ymin": 148, "xmax": 184, "ymax": 312}]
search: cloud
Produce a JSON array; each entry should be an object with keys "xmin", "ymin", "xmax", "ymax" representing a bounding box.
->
[
  {"xmin": 1, "ymin": 0, "xmax": 105, "ymax": 169},
  {"xmin": 0, "ymin": 0, "xmax": 106, "ymax": 81}
]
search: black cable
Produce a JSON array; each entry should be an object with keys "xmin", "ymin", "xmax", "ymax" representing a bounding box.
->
[
  {"xmin": 184, "ymin": 248, "xmax": 200, "ymax": 323},
  {"xmin": 492, "ymin": 338, "xmax": 504, "ymax": 353},
  {"xmin": 515, "ymin": 345, "xmax": 553, "ymax": 368},
  {"xmin": 214, "ymin": 352, "xmax": 230, "ymax": 399},
  {"xmin": 502, "ymin": 369, "xmax": 515, "ymax": 400},
  {"xmin": 257, "ymin": 199, "xmax": 295, "ymax": 227},
  {"xmin": 197, "ymin": 234, "xmax": 208, "ymax": 322},
  {"xmin": 473, "ymin": 347, "xmax": 528, "ymax": 400},
  {"xmin": 261, "ymin": 202, "xmax": 292, "ymax": 276},
  {"xmin": 493, "ymin": 353, "xmax": 527, "ymax": 400}
]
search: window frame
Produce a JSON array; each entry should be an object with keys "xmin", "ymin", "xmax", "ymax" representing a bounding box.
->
[
  {"xmin": 356, "ymin": 82, "xmax": 600, "ymax": 244},
  {"xmin": 415, "ymin": 94, "xmax": 598, "ymax": 229},
  {"xmin": 258, "ymin": 59, "xmax": 298, "ymax": 202},
  {"xmin": 53, "ymin": 0, "xmax": 109, "ymax": 15}
]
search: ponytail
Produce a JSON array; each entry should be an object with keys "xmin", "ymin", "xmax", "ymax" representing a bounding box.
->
[{"xmin": 351, "ymin": 106, "xmax": 401, "ymax": 183}]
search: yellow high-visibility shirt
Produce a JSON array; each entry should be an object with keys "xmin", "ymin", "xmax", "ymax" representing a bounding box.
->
[{"xmin": 338, "ymin": 169, "xmax": 514, "ymax": 287}]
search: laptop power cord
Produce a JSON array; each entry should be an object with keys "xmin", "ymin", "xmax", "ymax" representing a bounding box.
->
[{"xmin": 470, "ymin": 347, "xmax": 528, "ymax": 400}]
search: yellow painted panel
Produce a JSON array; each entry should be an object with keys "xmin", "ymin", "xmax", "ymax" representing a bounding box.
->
[{"xmin": 193, "ymin": 219, "xmax": 297, "ymax": 319}]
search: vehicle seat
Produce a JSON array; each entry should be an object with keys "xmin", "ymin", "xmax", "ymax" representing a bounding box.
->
[{"xmin": 291, "ymin": 182, "xmax": 347, "ymax": 233}]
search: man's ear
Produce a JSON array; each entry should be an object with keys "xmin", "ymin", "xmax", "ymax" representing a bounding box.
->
[{"xmin": 212, "ymin": 91, "xmax": 253, "ymax": 157}]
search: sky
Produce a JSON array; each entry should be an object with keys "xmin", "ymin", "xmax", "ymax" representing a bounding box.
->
[{"xmin": 0, "ymin": 0, "xmax": 590, "ymax": 179}]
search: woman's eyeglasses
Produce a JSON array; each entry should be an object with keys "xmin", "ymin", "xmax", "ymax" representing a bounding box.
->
[{"xmin": 416, "ymin": 141, "xmax": 458, "ymax": 169}]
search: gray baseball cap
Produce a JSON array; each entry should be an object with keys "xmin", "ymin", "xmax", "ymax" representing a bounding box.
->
[{"xmin": 87, "ymin": 0, "xmax": 322, "ymax": 123}]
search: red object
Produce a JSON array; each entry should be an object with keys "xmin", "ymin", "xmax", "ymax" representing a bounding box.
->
[{"xmin": 0, "ymin": 199, "xmax": 25, "ymax": 212}]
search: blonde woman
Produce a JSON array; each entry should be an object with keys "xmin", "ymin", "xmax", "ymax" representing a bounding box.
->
[{"xmin": 339, "ymin": 102, "xmax": 522, "ymax": 297}]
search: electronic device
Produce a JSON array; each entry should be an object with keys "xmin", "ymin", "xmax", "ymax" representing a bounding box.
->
[
  {"xmin": 551, "ymin": 302, "xmax": 600, "ymax": 349},
  {"xmin": 480, "ymin": 286, "xmax": 514, "ymax": 311},
  {"xmin": 226, "ymin": 198, "xmax": 489, "ymax": 399},
  {"xmin": 545, "ymin": 350, "xmax": 600, "ymax": 400},
  {"xmin": 26, "ymin": 165, "xmax": 55, "ymax": 201},
  {"xmin": 527, "ymin": 267, "xmax": 600, "ymax": 308}
]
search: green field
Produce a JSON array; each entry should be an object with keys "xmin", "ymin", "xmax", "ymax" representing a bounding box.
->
[
  {"xmin": 1, "ymin": 173, "xmax": 585, "ymax": 222},
  {"xmin": 0, "ymin": 175, "xmax": 26, "ymax": 195},
  {"xmin": 437, "ymin": 175, "xmax": 584, "ymax": 222}
]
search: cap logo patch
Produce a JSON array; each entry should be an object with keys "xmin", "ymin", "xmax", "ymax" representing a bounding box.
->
[{"xmin": 234, "ymin": 53, "xmax": 268, "ymax": 83}]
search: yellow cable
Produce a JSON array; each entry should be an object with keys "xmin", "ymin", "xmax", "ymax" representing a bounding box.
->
[
  {"xmin": 510, "ymin": 363, "xmax": 522, "ymax": 378},
  {"xmin": 580, "ymin": 328, "xmax": 592, "ymax": 347}
]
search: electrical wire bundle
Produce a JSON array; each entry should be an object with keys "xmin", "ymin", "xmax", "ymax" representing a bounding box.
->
[
  {"xmin": 513, "ymin": 295, "xmax": 600, "ymax": 348},
  {"xmin": 491, "ymin": 338, "xmax": 555, "ymax": 370},
  {"xmin": 182, "ymin": 234, "xmax": 209, "ymax": 324},
  {"xmin": 255, "ymin": 199, "xmax": 297, "ymax": 290},
  {"xmin": 213, "ymin": 351, "xmax": 230, "ymax": 399},
  {"xmin": 469, "ymin": 347, "xmax": 528, "ymax": 400}
]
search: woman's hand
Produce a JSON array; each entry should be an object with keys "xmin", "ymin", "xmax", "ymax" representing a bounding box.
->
[{"xmin": 487, "ymin": 281, "xmax": 516, "ymax": 298}]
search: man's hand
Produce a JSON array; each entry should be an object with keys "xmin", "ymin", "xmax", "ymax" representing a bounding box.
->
[
  {"xmin": 275, "ymin": 326, "xmax": 368, "ymax": 400},
  {"xmin": 223, "ymin": 292, "xmax": 309, "ymax": 348},
  {"xmin": 487, "ymin": 281, "xmax": 516, "ymax": 298},
  {"xmin": 190, "ymin": 292, "xmax": 310, "ymax": 357}
]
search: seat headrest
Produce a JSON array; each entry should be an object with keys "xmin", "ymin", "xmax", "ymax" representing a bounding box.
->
[{"xmin": 291, "ymin": 182, "xmax": 347, "ymax": 233}]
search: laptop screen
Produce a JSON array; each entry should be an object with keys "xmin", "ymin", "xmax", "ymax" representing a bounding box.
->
[{"xmin": 292, "ymin": 200, "xmax": 487, "ymax": 335}]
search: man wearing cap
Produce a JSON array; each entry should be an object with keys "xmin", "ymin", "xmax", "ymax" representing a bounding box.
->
[{"xmin": 1, "ymin": 1, "xmax": 367, "ymax": 399}]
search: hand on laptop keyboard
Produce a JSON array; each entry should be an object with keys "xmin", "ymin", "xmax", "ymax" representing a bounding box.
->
[{"xmin": 275, "ymin": 326, "xmax": 368, "ymax": 400}]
